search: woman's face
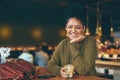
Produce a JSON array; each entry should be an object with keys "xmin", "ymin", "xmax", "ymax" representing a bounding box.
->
[{"xmin": 65, "ymin": 17, "xmax": 85, "ymax": 40}]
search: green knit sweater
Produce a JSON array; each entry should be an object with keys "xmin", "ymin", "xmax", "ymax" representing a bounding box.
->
[{"xmin": 47, "ymin": 36, "xmax": 97, "ymax": 76}]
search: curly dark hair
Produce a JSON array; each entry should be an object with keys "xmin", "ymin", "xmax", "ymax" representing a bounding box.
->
[{"xmin": 65, "ymin": 3, "xmax": 87, "ymax": 26}]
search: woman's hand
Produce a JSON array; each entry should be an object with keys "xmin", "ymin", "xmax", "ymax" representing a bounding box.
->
[
  {"xmin": 60, "ymin": 67, "xmax": 68, "ymax": 78},
  {"xmin": 70, "ymin": 35, "xmax": 85, "ymax": 43}
]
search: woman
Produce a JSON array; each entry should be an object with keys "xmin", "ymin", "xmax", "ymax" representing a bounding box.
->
[{"xmin": 47, "ymin": 16, "xmax": 97, "ymax": 78}]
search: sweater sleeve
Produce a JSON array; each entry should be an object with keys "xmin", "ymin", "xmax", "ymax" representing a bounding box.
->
[
  {"xmin": 46, "ymin": 40, "xmax": 64, "ymax": 75},
  {"xmin": 70, "ymin": 37, "xmax": 97, "ymax": 75}
]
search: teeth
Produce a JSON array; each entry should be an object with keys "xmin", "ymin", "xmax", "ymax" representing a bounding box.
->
[
  {"xmin": 70, "ymin": 34, "xmax": 76, "ymax": 36},
  {"xmin": 71, "ymin": 34, "xmax": 76, "ymax": 36}
]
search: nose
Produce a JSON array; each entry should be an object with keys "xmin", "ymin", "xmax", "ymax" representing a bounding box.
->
[{"xmin": 71, "ymin": 27, "xmax": 76, "ymax": 32}]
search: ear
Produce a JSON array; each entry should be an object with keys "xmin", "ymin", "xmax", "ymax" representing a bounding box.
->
[{"xmin": 65, "ymin": 27, "xmax": 67, "ymax": 30}]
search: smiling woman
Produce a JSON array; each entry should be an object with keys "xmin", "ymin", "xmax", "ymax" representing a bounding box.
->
[{"xmin": 47, "ymin": 13, "xmax": 97, "ymax": 78}]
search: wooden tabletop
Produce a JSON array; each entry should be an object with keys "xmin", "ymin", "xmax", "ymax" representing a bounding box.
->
[
  {"xmin": 33, "ymin": 66, "xmax": 110, "ymax": 80},
  {"xmin": 36, "ymin": 75, "xmax": 110, "ymax": 80}
]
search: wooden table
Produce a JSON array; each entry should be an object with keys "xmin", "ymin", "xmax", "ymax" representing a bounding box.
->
[
  {"xmin": 35, "ymin": 75, "xmax": 110, "ymax": 80},
  {"xmin": 33, "ymin": 66, "xmax": 110, "ymax": 80}
]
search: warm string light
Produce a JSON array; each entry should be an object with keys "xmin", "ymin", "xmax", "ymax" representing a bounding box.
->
[
  {"xmin": 85, "ymin": 6, "xmax": 90, "ymax": 35},
  {"xmin": 95, "ymin": 4, "xmax": 102, "ymax": 36},
  {"xmin": 85, "ymin": 27, "xmax": 90, "ymax": 35},
  {"xmin": 98, "ymin": 26, "xmax": 102, "ymax": 36},
  {"xmin": 99, "ymin": 11, "xmax": 102, "ymax": 36},
  {"xmin": 110, "ymin": 16, "xmax": 114, "ymax": 37},
  {"xmin": 96, "ymin": 5, "xmax": 99, "ymax": 35}
]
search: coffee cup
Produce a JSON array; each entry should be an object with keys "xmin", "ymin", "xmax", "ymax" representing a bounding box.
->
[{"xmin": 63, "ymin": 64, "xmax": 74, "ymax": 78}]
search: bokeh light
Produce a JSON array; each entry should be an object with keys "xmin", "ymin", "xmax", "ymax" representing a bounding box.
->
[
  {"xmin": 0, "ymin": 25, "xmax": 12, "ymax": 40},
  {"xmin": 31, "ymin": 27, "xmax": 42, "ymax": 40},
  {"xmin": 58, "ymin": 28, "xmax": 66, "ymax": 38}
]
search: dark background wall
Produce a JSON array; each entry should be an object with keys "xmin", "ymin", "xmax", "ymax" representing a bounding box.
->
[{"xmin": 0, "ymin": 0, "xmax": 120, "ymax": 46}]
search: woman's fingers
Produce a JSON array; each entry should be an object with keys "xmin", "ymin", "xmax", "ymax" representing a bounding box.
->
[
  {"xmin": 70, "ymin": 35, "xmax": 85, "ymax": 43},
  {"xmin": 60, "ymin": 67, "xmax": 68, "ymax": 78}
]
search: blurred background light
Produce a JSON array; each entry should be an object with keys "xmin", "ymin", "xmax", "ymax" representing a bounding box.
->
[
  {"xmin": 31, "ymin": 27, "xmax": 42, "ymax": 40},
  {"xmin": 0, "ymin": 25, "xmax": 12, "ymax": 40},
  {"xmin": 58, "ymin": 28, "xmax": 66, "ymax": 38}
]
